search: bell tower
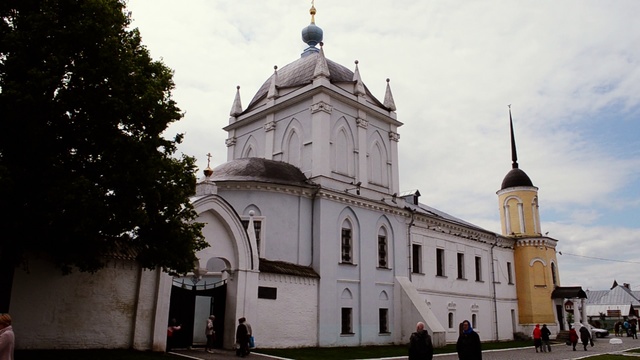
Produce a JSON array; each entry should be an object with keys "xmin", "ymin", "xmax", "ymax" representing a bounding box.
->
[{"xmin": 497, "ymin": 106, "xmax": 559, "ymax": 329}]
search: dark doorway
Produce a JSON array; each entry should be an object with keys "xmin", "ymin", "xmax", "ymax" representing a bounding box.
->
[
  {"xmin": 556, "ymin": 305, "xmax": 565, "ymax": 331},
  {"xmin": 168, "ymin": 281, "xmax": 227, "ymax": 349}
]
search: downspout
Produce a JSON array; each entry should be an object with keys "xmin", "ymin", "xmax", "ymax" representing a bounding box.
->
[
  {"xmin": 406, "ymin": 207, "xmax": 416, "ymax": 281},
  {"xmin": 308, "ymin": 183, "xmax": 321, "ymax": 266},
  {"xmin": 490, "ymin": 238, "xmax": 499, "ymax": 341}
]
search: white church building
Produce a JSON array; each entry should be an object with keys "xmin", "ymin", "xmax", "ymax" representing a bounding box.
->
[{"xmin": 9, "ymin": 4, "xmax": 575, "ymax": 351}]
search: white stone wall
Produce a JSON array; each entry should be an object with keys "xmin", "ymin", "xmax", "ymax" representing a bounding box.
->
[
  {"xmin": 10, "ymin": 257, "xmax": 167, "ymax": 350},
  {"xmin": 255, "ymin": 273, "xmax": 318, "ymax": 348}
]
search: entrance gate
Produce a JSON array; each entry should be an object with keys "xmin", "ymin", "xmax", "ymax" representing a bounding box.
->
[{"xmin": 168, "ymin": 280, "xmax": 227, "ymax": 349}]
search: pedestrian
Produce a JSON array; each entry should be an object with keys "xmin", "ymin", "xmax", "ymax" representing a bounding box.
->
[
  {"xmin": 235, "ymin": 317, "xmax": 250, "ymax": 357},
  {"xmin": 541, "ymin": 324, "xmax": 551, "ymax": 352},
  {"xmin": 569, "ymin": 326, "xmax": 579, "ymax": 351},
  {"xmin": 166, "ymin": 318, "xmax": 181, "ymax": 352},
  {"xmin": 532, "ymin": 324, "xmax": 542, "ymax": 353},
  {"xmin": 624, "ymin": 319, "xmax": 630, "ymax": 337},
  {"xmin": 205, "ymin": 315, "xmax": 215, "ymax": 353},
  {"xmin": 408, "ymin": 322, "xmax": 433, "ymax": 360},
  {"xmin": 456, "ymin": 320, "xmax": 482, "ymax": 360},
  {"xmin": 0, "ymin": 313, "xmax": 15, "ymax": 360},
  {"xmin": 244, "ymin": 317, "xmax": 254, "ymax": 351},
  {"xmin": 579, "ymin": 324, "xmax": 592, "ymax": 351}
]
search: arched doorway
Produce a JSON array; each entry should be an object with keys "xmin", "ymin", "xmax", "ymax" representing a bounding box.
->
[{"xmin": 168, "ymin": 279, "xmax": 227, "ymax": 349}]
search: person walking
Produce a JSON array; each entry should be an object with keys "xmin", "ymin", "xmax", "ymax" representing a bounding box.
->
[
  {"xmin": 235, "ymin": 317, "xmax": 250, "ymax": 357},
  {"xmin": 205, "ymin": 315, "xmax": 216, "ymax": 353},
  {"xmin": 541, "ymin": 324, "xmax": 552, "ymax": 352},
  {"xmin": 579, "ymin": 324, "xmax": 592, "ymax": 351},
  {"xmin": 456, "ymin": 320, "xmax": 482, "ymax": 360},
  {"xmin": 569, "ymin": 326, "xmax": 579, "ymax": 351},
  {"xmin": 408, "ymin": 322, "xmax": 433, "ymax": 360},
  {"xmin": 0, "ymin": 314, "xmax": 15, "ymax": 360},
  {"xmin": 532, "ymin": 324, "xmax": 542, "ymax": 353}
]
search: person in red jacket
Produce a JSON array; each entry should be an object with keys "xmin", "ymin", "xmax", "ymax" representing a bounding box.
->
[
  {"xmin": 569, "ymin": 326, "xmax": 579, "ymax": 351},
  {"xmin": 533, "ymin": 324, "xmax": 543, "ymax": 352}
]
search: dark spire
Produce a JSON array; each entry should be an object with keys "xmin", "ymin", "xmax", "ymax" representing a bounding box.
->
[{"xmin": 509, "ymin": 105, "xmax": 519, "ymax": 169}]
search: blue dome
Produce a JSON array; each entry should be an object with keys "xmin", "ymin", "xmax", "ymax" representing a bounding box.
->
[{"xmin": 302, "ymin": 23, "xmax": 323, "ymax": 47}]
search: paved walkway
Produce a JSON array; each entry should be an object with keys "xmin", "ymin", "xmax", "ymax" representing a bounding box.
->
[{"xmin": 170, "ymin": 337, "xmax": 640, "ymax": 360}]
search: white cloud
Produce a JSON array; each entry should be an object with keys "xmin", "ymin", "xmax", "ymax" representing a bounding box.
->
[{"xmin": 127, "ymin": 0, "xmax": 640, "ymax": 291}]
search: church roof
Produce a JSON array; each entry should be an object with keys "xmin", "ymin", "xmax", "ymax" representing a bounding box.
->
[
  {"xmin": 238, "ymin": 4, "xmax": 390, "ymax": 115},
  {"xmin": 501, "ymin": 168, "xmax": 534, "ymax": 189},
  {"xmin": 210, "ymin": 158, "xmax": 308, "ymax": 186},
  {"xmin": 259, "ymin": 258, "xmax": 319, "ymax": 278}
]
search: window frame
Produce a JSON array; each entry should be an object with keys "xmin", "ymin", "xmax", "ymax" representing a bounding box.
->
[
  {"xmin": 436, "ymin": 248, "xmax": 445, "ymax": 277},
  {"xmin": 475, "ymin": 256, "xmax": 483, "ymax": 282}
]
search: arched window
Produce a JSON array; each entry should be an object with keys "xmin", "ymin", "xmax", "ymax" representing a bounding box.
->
[
  {"xmin": 551, "ymin": 262, "xmax": 557, "ymax": 286},
  {"xmin": 448, "ymin": 312, "xmax": 454, "ymax": 329},
  {"xmin": 377, "ymin": 227, "xmax": 388, "ymax": 268},
  {"xmin": 472, "ymin": 314, "xmax": 477, "ymax": 329},
  {"xmin": 341, "ymin": 220, "xmax": 353, "ymax": 263}
]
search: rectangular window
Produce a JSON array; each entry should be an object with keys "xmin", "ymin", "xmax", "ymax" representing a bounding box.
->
[
  {"xmin": 379, "ymin": 308, "xmax": 389, "ymax": 333},
  {"xmin": 436, "ymin": 248, "xmax": 445, "ymax": 276},
  {"xmin": 412, "ymin": 244, "xmax": 422, "ymax": 273},
  {"xmin": 475, "ymin": 256, "xmax": 482, "ymax": 281},
  {"xmin": 257, "ymin": 286, "xmax": 277, "ymax": 300},
  {"xmin": 341, "ymin": 228, "xmax": 352, "ymax": 263},
  {"xmin": 378, "ymin": 235, "xmax": 388, "ymax": 268},
  {"xmin": 341, "ymin": 307, "xmax": 353, "ymax": 334},
  {"xmin": 457, "ymin": 253, "xmax": 465, "ymax": 279},
  {"xmin": 507, "ymin": 262, "xmax": 513, "ymax": 284}
]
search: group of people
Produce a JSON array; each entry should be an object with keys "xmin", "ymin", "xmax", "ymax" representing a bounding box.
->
[
  {"xmin": 408, "ymin": 319, "xmax": 482, "ymax": 360},
  {"xmin": 532, "ymin": 324, "xmax": 552, "ymax": 352},
  {"xmin": 615, "ymin": 319, "xmax": 638, "ymax": 338},
  {"xmin": 568, "ymin": 324, "xmax": 593, "ymax": 351},
  {"xmin": 235, "ymin": 317, "xmax": 253, "ymax": 357}
]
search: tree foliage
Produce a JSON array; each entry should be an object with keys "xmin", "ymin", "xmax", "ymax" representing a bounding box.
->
[{"xmin": 0, "ymin": 0, "xmax": 207, "ymax": 279}]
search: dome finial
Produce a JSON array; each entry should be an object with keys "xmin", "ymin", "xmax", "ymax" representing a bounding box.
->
[
  {"xmin": 203, "ymin": 153, "xmax": 213, "ymax": 177},
  {"xmin": 310, "ymin": 0, "xmax": 317, "ymax": 24},
  {"xmin": 301, "ymin": 0, "xmax": 323, "ymax": 57}
]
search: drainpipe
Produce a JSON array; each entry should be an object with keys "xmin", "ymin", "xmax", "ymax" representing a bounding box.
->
[
  {"xmin": 490, "ymin": 238, "xmax": 499, "ymax": 341},
  {"xmin": 405, "ymin": 207, "xmax": 416, "ymax": 281},
  {"xmin": 307, "ymin": 183, "xmax": 321, "ymax": 267}
]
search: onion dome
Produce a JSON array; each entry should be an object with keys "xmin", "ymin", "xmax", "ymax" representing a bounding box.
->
[{"xmin": 301, "ymin": 3, "xmax": 323, "ymax": 56}]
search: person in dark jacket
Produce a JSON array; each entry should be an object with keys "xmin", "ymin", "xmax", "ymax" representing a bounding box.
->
[
  {"xmin": 408, "ymin": 322, "xmax": 433, "ymax": 360},
  {"xmin": 541, "ymin": 324, "xmax": 552, "ymax": 352},
  {"xmin": 579, "ymin": 325, "xmax": 592, "ymax": 351},
  {"xmin": 235, "ymin": 317, "xmax": 250, "ymax": 357},
  {"xmin": 456, "ymin": 320, "xmax": 482, "ymax": 360}
]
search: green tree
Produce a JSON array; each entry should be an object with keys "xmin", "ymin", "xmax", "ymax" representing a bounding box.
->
[{"xmin": 0, "ymin": 0, "xmax": 207, "ymax": 311}]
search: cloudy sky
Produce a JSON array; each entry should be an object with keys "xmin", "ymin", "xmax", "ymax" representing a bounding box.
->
[{"xmin": 126, "ymin": 0, "xmax": 640, "ymax": 291}]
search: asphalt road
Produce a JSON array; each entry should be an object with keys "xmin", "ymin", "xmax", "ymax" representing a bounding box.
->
[{"xmin": 171, "ymin": 337, "xmax": 640, "ymax": 360}]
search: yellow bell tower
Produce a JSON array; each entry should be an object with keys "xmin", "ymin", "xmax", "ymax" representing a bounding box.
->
[{"xmin": 497, "ymin": 107, "xmax": 559, "ymax": 327}]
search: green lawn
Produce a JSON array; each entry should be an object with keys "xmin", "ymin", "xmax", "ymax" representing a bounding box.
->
[{"xmin": 257, "ymin": 340, "xmax": 534, "ymax": 360}]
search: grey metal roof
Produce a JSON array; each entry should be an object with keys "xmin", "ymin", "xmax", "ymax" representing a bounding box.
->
[
  {"xmin": 592, "ymin": 285, "xmax": 640, "ymax": 305},
  {"xmin": 259, "ymin": 258, "xmax": 319, "ymax": 278},
  {"xmin": 210, "ymin": 158, "xmax": 309, "ymax": 186},
  {"xmin": 244, "ymin": 52, "xmax": 386, "ymax": 113}
]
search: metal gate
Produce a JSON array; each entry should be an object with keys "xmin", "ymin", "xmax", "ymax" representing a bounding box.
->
[{"xmin": 168, "ymin": 280, "xmax": 227, "ymax": 349}]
